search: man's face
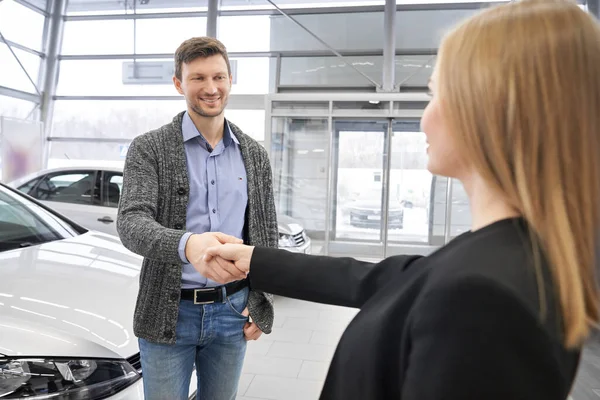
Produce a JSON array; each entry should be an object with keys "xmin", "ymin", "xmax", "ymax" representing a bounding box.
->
[{"xmin": 173, "ymin": 54, "xmax": 232, "ymax": 118}]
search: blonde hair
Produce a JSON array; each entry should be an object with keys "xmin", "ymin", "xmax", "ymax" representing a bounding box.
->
[{"xmin": 437, "ymin": 0, "xmax": 600, "ymax": 348}]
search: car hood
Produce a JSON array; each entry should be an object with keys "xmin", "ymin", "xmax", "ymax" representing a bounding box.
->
[
  {"xmin": 0, "ymin": 232, "xmax": 142, "ymax": 359},
  {"xmin": 277, "ymin": 214, "xmax": 305, "ymax": 235}
]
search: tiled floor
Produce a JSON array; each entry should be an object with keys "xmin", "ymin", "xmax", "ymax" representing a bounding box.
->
[
  {"xmin": 571, "ymin": 330, "xmax": 600, "ymax": 400},
  {"xmin": 236, "ymin": 296, "xmax": 600, "ymax": 400},
  {"xmin": 236, "ymin": 296, "xmax": 357, "ymax": 400}
]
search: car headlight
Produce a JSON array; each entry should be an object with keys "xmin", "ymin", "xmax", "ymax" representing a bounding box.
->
[
  {"xmin": 278, "ymin": 233, "xmax": 295, "ymax": 248},
  {"xmin": 0, "ymin": 358, "xmax": 140, "ymax": 399}
]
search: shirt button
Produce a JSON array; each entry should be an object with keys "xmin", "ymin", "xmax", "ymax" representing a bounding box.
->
[
  {"xmin": 174, "ymin": 223, "xmax": 183, "ymax": 230},
  {"xmin": 177, "ymin": 187, "xmax": 186, "ymax": 195},
  {"xmin": 212, "ymin": 208, "xmax": 216, "ymax": 214},
  {"xmin": 211, "ymin": 180, "xmax": 215, "ymax": 185}
]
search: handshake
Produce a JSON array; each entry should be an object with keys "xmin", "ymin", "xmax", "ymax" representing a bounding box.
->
[{"xmin": 184, "ymin": 232, "xmax": 255, "ymax": 284}]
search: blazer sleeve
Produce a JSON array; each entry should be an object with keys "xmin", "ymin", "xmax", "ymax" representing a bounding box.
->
[
  {"xmin": 249, "ymin": 247, "xmax": 423, "ymax": 308},
  {"xmin": 401, "ymin": 275, "xmax": 571, "ymax": 400}
]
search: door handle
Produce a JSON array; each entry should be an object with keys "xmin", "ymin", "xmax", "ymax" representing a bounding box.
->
[{"xmin": 98, "ymin": 216, "xmax": 114, "ymax": 223}]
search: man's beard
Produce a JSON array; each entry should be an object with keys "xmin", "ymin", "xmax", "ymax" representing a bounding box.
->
[{"xmin": 188, "ymin": 97, "xmax": 228, "ymax": 118}]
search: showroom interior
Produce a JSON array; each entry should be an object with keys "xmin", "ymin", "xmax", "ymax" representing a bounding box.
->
[{"xmin": 1, "ymin": 0, "xmax": 599, "ymax": 399}]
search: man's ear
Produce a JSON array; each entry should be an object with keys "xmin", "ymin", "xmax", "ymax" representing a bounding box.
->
[{"xmin": 173, "ymin": 76, "xmax": 184, "ymax": 95}]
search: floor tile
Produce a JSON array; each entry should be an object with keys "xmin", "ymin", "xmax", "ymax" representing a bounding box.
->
[{"xmin": 244, "ymin": 375, "xmax": 323, "ymax": 400}]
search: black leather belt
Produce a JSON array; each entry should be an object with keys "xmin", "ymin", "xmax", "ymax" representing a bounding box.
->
[{"xmin": 181, "ymin": 279, "xmax": 248, "ymax": 305}]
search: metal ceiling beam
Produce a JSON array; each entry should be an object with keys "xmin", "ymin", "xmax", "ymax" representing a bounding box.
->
[
  {"xmin": 207, "ymin": 0, "xmax": 221, "ymax": 37},
  {"xmin": 0, "ymin": 30, "xmax": 41, "ymax": 95},
  {"xmin": 268, "ymin": 92, "xmax": 431, "ymax": 102},
  {"xmin": 0, "ymin": 37, "xmax": 45, "ymax": 58},
  {"xmin": 57, "ymin": 49, "xmax": 437, "ymax": 61},
  {"xmin": 13, "ymin": 0, "xmax": 49, "ymax": 16},
  {"xmin": 382, "ymin": 0, "xmax": 396, "ymax": 92},
  {"xmin": 65, "ymin": 11, "xmax": 208, "ymax": 21},
  {"xmin": 63, "ymin": 2, "xmax": 520, "ymax": 21},
  {"xmin": 0, "ymin": 85, "xmax": 40, "ymax": 103},
  {"xmin": 39, "ymin": 0, "xmax": 67, "ymax": 145}
]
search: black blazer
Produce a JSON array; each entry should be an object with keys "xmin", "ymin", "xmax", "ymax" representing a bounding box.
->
[{"xmin": 249, "ymin": 218, "xmax": 581, "ymax": 399}]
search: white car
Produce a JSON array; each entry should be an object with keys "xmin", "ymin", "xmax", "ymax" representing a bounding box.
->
[
  {"xmin": 0, "ymin": 183, "xmax": 199, "ymax": 398},
  {"xmin": 9, "ymin": 166, "xmax": 312, "ymax": 254}
]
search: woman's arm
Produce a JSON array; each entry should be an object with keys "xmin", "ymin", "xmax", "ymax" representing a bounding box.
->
[{"xmin": 249, "ymin": 247, "xmax": 422, "ymax": 308}]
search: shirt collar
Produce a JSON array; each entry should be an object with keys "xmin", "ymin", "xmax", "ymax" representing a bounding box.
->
[{"xmin": 181, "ymin": 111, "xmax": 239, "ymax": 147}]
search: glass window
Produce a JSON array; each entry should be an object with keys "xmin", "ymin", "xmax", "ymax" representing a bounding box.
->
[
  {"xmin": 16, "ymin": 177, "xmax": 41, "ymax": 196},
  {"xmin": 449, "ymin": 179, "xmax": 471, "ymax": 237},
  {"xmin": 26, "ymin": 0, "xmax": 47, "ymax": 10},
  {"xmin": 332, "ymin": 101, "xmax": 391, "ymax": 117},
  {"xmin": 0, "ymin": 187, "xmax": 72, "ymax": 252},
  {"xmin": 0, "ymin": 0, "xmax": 45, "ymax": 51},
  {"xmin": 279, "ymin": 56, "xmax": 380, "ymax": 88},
  {"xmin": 218, "ymin": 16, "xmax": 270, "ymax": 52},
  {"xmin": 0, "ymin": 44, "xmax": 41, "ymax": 93},
  {"xmin": 0, "ymin": 96, "xmax": 38, "ymax": 119},
  {"xmin": 395, "ymin": 9, "xmax": 478, "ymax": 50},
  {"xmin": 268, "ymin": 9, "xmax": 477, "ymax": 53},
  {"xmin": 66, "ymin": 0, "xmax": 208, "ymax": 16},
  {"xmin": 272, "ymin": 101, "xmax": 329, "ymax": 115},
  {"xmin": 429, "ymin": 175, "xmax": 468, "ymax": 246},
  {"xmin": 56, "ymin": 57, "xmax": 269, "ymax": 96},
  {"xmin": 51, "ymin": 100, "xmax": 187, "ymax": 140},
  {"xmin": 428, "ymin": 175, "xmax": 443, "ymax": 245},
  {"xmin": 134, "ymin": 18, "xmax": 207, "ymax": 54},
  {"xmin": 271, "ymin": 117, "xmax": 329, "ymax": 255},
  {"xmin": 221, "ymin": 0, "xmax": 384, "ymax": 11},
  {"xmin": 102, "ymin": 172, "xmax": 123, "ymax": 208},
  {"xmin": 269, "ymin": 12, "xmax": 383, "ymax": 52},
  {"xmin": 230, "ymin": 57, "xmax": 270, "ymax": 94},
  {"xmin": 395, "ymin": 55, "xmax": 436, "ymax": 88},
  {"xmin": 396, "ymin": 0, "xmax": 508, "ymax": 3},
  {"xmin": 62, "ymin": 18, "xmax": 207, "ymax": 55},
  {"xmin": 224, "ymin": 110, "xmax": 265, "ymax": 141},
  {"xmin": 56, "ymin": 59, "xmax": 178, "ymax": 96},
  {"xmin": 32, "ymin": 171, "xmax": 97, "ymax": 205},
  {"xmin": 62, "ymin": 20, "xmax": 134, "ymax": 55},
  {"xmin": 48, "ymin": 141, "xmax": 130, "ymax": 167}
]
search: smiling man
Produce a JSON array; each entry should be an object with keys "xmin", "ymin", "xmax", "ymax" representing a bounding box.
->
[{"xmin": 116, "ymin": 37, "xmax": 278, "ymax": 400}]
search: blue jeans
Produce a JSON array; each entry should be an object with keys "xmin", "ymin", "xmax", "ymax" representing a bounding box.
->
[{"xmin": 139, "ymin": 286, "xmax": 249, "ymax": 400}]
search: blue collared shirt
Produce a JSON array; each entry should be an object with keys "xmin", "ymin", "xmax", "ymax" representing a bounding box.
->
[{"xmin": 177, "ymin": 112, "xmax": 248, "ymax": 288}]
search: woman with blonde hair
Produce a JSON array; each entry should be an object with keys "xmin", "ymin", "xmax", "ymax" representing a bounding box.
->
[{"xmin": 198, "ymin": 0, "xmax": 600, "ymax": 398}]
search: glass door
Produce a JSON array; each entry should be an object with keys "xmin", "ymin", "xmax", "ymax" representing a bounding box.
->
[
  {"xmin": 385, "ymin": 120, "xmax": 433, "ymax": 256},
  {"xmin": 330, "ymin": 120, "xmax": 389, "ymax": 259}
]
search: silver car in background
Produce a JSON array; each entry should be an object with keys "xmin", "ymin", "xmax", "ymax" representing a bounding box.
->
[{"xmin": 9, "ymin": 166, "xmax": 311, "ymax": 254}]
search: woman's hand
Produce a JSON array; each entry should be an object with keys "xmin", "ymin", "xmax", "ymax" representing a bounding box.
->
[{"xmin": 203, "ymin": 244, "xmax": 255, "ymax": 283}]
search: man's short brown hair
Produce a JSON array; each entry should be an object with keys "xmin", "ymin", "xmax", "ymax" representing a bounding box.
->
[{"xmin": 174, "ymin": 37, "xmax": 231, "ymax": 80}]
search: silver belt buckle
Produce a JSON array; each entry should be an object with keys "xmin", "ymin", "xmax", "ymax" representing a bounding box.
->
[{"xmin": 193, "ymin": 288, "xmax": 216, "ymax": 305}]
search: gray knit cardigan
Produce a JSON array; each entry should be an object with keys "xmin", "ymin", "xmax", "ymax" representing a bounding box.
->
[{"xmin": 117, "ymin": 111, "xmax": 277, "ymax": 344}]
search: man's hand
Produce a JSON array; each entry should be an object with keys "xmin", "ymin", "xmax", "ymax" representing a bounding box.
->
[
  {"xmin": 204, "ymin": 243, "xmax": 255, "ymax": 276},
  {"xmin": 185, "ymin": 233, "xmax": 244, "ymax": 284},
  {"xmin": 242, "ymin": 307, "xmax": 263, "ymax": 341}
]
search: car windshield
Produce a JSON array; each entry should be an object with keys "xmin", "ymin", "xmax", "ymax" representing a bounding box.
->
[{"xmin": 0, "ymin": 185, "xmax": 79, "ymax": 252}]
